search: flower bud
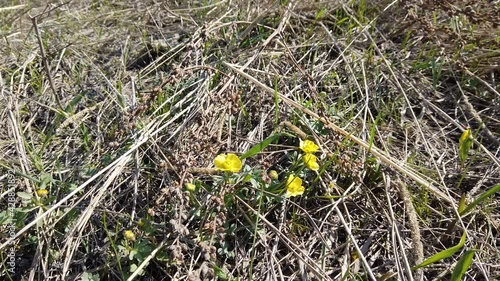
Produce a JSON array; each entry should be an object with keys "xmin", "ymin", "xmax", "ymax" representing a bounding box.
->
[{"xmin": 269, "ymin": 170, "xmax": 279, "ymax": 180}]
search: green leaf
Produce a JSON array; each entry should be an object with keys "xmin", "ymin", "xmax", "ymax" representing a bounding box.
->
[
  {"xmin": 129, "ymin": 263, "xmax": 142, "ymax": 275},
  {"xmin": 337, "ymin": 17, "xmax": 349, "ymax": 25},
  {"xmin": 239, "ymin": 133, "xmax": 290, "ymax": 160},
  {"xmin": 17, "ymin": 192, "xmax": 33, "ymax": 200},
  {"xmin": 39, "ymin": 173, "xmax": 53, "ymax": 189},
  {"xmin": 458, "ymin": 193, "xmax": 466, "ymax": 214},
  {"xmin": 81, "ymin": 272, "xmax": 100, "ymax": 281},
  {"xmin": 412, "ymin": 231, "xmax": 466, "ymax": 270},
  {"xmin": 212, "ymin": 264, "xmax": 229, "ymax": 281},
  {"xmin": 460, "ymin": 183, "xmax": 500, "ymax": 216},
  {"xmin": 36, "ymin": 208, "xmax": 45, "ymax": 228},
  {"xmin": 156, "ymin": 249, "xmax": 169, "ymax": 262},
  {"xmin": 65, "ymin": 93, "xmax": 84, "ymax": 114},
  {"xmin": 315, "ymin": 8, "xmax": 326, "ymax": 20},
  {"xmin": 0, "ymin": 210, "xmax": 12, "ymax": 225},
  {"xmin": 451, "ymin": 249, "xmax": 476, "ymax": 281},
  {"xmin": 316, "ymin": 195, "xmax": 344, "ymax": 199}
]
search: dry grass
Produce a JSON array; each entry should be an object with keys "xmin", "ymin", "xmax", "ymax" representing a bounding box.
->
[{"xmin": 0, "ymin": 0, "xmax": 499, "ymax": 280}]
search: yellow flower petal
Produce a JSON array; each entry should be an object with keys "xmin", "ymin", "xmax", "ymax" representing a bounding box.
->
[
  {"xmin": 214, "ymin": 153, "xmax": 242, "ymax": 173},
  {"xmin": 225, "ymin": 153, "xmax": 243, "ymax": 172},
  {"xmin": 285, "ymin": 175, "xmax": 305, "ymax": 197},
  {"xmin": 185, "ymin": 183, "xmax": 196, "ymax": 192},
  {"xmin": 459, "ymin": 127, "xmax": 471, "ymax": 145},
  {"xmin": 37, "ymin": 189, "xmax": 48, "ymax": 198},
  {"xmin": 299, "ymin": 140, "xmax": 319, "ymax": 153},
  {"xmin": 303, "ymin": 153, "xmax": 320, "ymax": 171},
  {"xmin": 214, "ymin": 154, "xmax": 228, "ymax": 170},
  {"xmin": 123, "ymin": 230, "xmax": 136, "ymax": 241}
]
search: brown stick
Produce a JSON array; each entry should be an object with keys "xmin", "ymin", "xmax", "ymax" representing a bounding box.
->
[{"xmin": 30, "ymin": 15, "xmax": 63, "ymax": 110}]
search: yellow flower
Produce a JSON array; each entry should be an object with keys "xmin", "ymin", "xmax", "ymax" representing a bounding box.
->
[
  {"xmin": 458, "ymin": 127, "xmax": 473, "ymax": 166},
  {"xmin": 285, "ymin": 175, "xmax": 305, "ymax": 197},
  {"xmin": 214, "ymin": 153, "xmax": 242, "ymax": 173},
  {"xmin": 303, "ymin": 153, "xmax": 319, "ymax": 171},
  {"xmin": 299, "ymin": 140, "xmax": 319, "ymax": 153},
  {"xmin": 459, "ymin": 127, "xmax": 471, "ymax": 145},
  {"xmin": 269, "ymin": 170, "xmax": 279, "ymax": 180},
  {"xmin": 123, "ymin": 230, "xmax": 136, "ymax": 241},
  {"xmin": 328, "ymin": 181, "xmax": 336, "ymax": 189},
  {"xmin": 37, "ymin": 189, "xmax": 48, "ymax": 197},
  {"xmin": 185, "ymin": 183, "xmax": 196, "ymax": 192}
]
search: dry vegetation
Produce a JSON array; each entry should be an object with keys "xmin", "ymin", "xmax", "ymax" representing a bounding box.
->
[{"xmin": 0, "ymin": 0, "xmax": 499, "ymax": 280}]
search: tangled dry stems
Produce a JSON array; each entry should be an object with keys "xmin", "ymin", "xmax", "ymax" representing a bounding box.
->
[{"xmin": 0, "ymin": 0, "xmax": 499, "ymax": 280}]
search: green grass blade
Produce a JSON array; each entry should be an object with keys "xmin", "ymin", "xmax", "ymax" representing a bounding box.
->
[
  {"xmin": 451, "ymin": 249, "xmax": 476, "ymax": 281},
  {"xmin": 458, "ymin": 193, "xmax": 466, "ymax": 214},
  {"xmin": 412, "ymin": 231, "xmax": 466, "ymax": 271},
  {"xmin": 239, "ymin": 133, "xmax": 290, "ymax": 160},
  {"xmin": 65, "ymin": 93, "xmax": 84, "ymax": 114},
  {"xmin": 460, "ymin": 183, "xmax": 500, "ymax": 216}
]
